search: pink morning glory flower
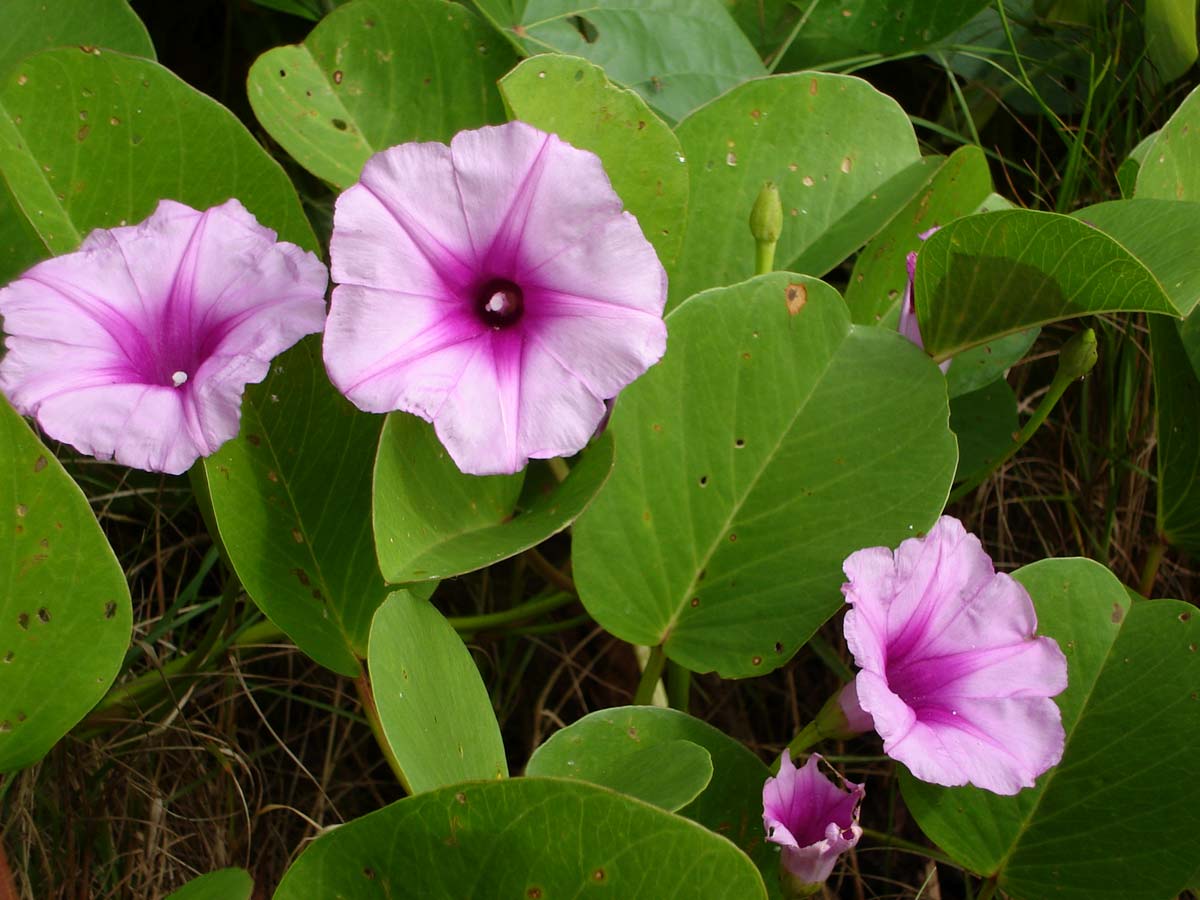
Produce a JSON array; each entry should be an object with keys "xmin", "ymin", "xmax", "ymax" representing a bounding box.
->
[
  {"xmin": 0, "ymin": 199, "xmax": 328, "ymax": 475},
  {"xmin": 841, "ymin": 516, "xmax": 1068, "ymax": 795},
  {"xmin": 763, "ymin": 751, "xmax": 864, "ymax": 896},
  {"xmin": 898, "ymin": 226, "xmax": 951, "ymax": 373},
  {"xmin": 322, "ymin": 121, "xmax": 668, "ymax": 476}
]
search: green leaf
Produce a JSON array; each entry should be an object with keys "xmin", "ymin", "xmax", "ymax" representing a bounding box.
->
[
  {"xmin": 247, "ymin": 0, "xmax": 515, "ymax": 189},
  {"xmin": 1151, "ymin": 316, "xmax": 1200, "ymax": 554},
  {"xmin": 1182, "ymin": 307, "xmax": 1200, "ymax": 379},
  {"xmin": 1117, "ymin": 132, "xmax": 1158, "ymax": 199},
  {"xmin": 1070, "ymin": 199, "xmax": 1200, "ymax": 317},
  {"xmin": 204, "ymin": 339, "xmax": 390, "ymax": 677},
  {"xmin": 845, "ymin": 145, "xmax": 993, "ymax": 328},
  {"xmin": 0, "ymin": 396, "xmax": 131, "ymax": 772},
  {"xmin": 903, "ymin": 558, "xmax": 1200, "ymax": 900},
  {"xmin": 671, "ymin": 72, "xmax": 920, "ymax": 307},
  {"xmin": 1136, "ymin": 84, "xmax": 1200, "ymax": 201},
  {"xmin": 526, "ymin": 706, "xmax": 775, "ymax": 884},
  {"xmin": 500, "ymin": 55, "xmax": 689, "ymax": 270},
  {"xmin": 274, "ymin": 777, "xmax": 768, "ymax": 898},
  {"xmin": 0, "ymin": 1, "xmax": 156, "ymax": 279},
  {"xmin": 531, "ymin": 738, "xmax": 713, "ymax": 811},
  {"xmin": 949, "ymin": 377, "xmax": 1017, "ymax": 483},
  {"xmin": 0, "ymin": 0, "xmax": 154, "ymax": 78},
  {"xmin": 369, "ymin": 591, "xmax": 507, "ymax": 793},
  {"xmin": 1146, "ymin": 0, "xmax": 1198, "ymax": 83},
  {"xmin": 914, "ymin": 210, "xmax": 1180, "ymax": 360},
  {"xmin": 945, "ymin": 328, "xmax": 1039, "ymax": 399},
  {"xmin": 373, "ymin": 414, "xmax": 613, "ymax": 583},
  {"xmin": 475, "ymin": 0, "xmax": 766, "ymax": 123},
  {"xmin": 164, "ymin": 868, "xmax": 254, "ymax": 900},
  {"xmin": 0, "ymin": 48, "xmax": 316, "ymax": 255},
  {"xmin": 785, "ymin": 0, "xmax": 991, "ymax": 67},
  {"xmin": 573, "ymin": 274, "xmax": 957, "ymax": 678}
]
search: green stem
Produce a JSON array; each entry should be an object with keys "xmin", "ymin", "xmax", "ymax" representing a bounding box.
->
[
  {"xmin": 446, "ymin": 591, "xmax": 573, "ymax": 633},
  {"xmin": 547, "ymin": 457, "xmax": 570, "ymax": 483},
  {"xmin": 765, "ymin": 0, "xmax": 820, "ymax": 73},
  {"xmin": 948, "ymin": 330, "xmax": 1096, "ymax": 504},
  {"xmin": 976, "ymin": 876, "xmax": 1000, "ymax": 900},
  {"xmin": 783, "ymin": 719, "xmax": 824, "ymax": 760},
  {"xmin": 523, "ymin": 548, "xmax": 576, "ymax": 594},
  {"xmin": 633, "ymin": 645, "xmax": 666, "ymax": 705},
  {"xmin": 860, "ymin": 828, "xmax": 958, "ymax": 869},
  {"xmin": 354, "ymin": 671, "xmax": 411, "ymax": 793},
  {"xmin": 1138, "ymin": 540, "xmax": 1168, "ymax": 598},
  {"xmin": 754, "ymin": 240, "xmax": 776, "ymax": 277},
  {"xmin": 666, "ymin": 660, "xmax": 691, "ymax": 712}
]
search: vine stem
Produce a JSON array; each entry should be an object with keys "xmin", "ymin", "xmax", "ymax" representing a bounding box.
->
[
  {"xmin": 1138, "ymin": 540, "xmax": 1167, "ymax": 597},
  {"xmin": 447, "ymin": 591, "xmax": 574, "ymax": 634},
  {"xmin": 633, "ymin": 645, "xmax": 666, "ymax": 705},
  {"xmin": 976, "ymin": 876, "xmax": 1000, "ymax": 900},
  {"xmin": 354, "ymin": 671, "xmax": 412, "ymax": 793}
]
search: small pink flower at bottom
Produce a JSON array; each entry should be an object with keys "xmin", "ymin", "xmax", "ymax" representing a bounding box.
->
[
  {"xmin": 841, "ymin": 516, "xmax": 1068, "ymax": 795},
  {"xmin": 0, "ymin": 199, "xmax": 328, "ymax": 474},
  {"xmin": 763, "ymin": 751, "xmax": 864, "ymax": 897},
  {"xmin": 323, "ymin": 121, "xmax": 667, "ymax": 476}
]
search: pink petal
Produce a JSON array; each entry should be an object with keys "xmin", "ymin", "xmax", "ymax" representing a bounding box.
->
[
  {"xmin": 0, "ymin": 198, "xmax": 327, "ymax": 473},
  {"xmin": 448, "ymin": 122, "xmax": 627, "ymax": 277},
  {"xmin": 323, "ymin": 284, "xmax": 485, "ymax": 415}
]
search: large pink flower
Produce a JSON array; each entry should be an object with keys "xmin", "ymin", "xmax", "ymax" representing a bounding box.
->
[
  {"xmin": 323, "ymin": 122, "xmax": 668, "ymax": 476},
  {"xmin": 763, "ymin": 751, "xmax": 864, "ymax": 895},
  {"xmin": 0, "ymin": 199, "xmax": 327, "ymax": 474},
  {"xmin": 841, "ymin": 516, "xmax": 1068, "ymax": 795}
]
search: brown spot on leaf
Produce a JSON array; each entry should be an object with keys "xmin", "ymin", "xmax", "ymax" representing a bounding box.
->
[
  {"xmin": 1112, "ymin": 603, "xmax": 1126, "ymax": 623},
  {"xmin": 333, "ymin": 70, "xmax": 344, "ymax": 84},
  {"xmin": 294, "ymin": 568, "xmax": 311, "ymax": 587},
  {"xmin": 76, "ymin": 125, "xmax": 90, "ymax": 142},
  {"xmin": 33, "ymin": 456, "xmax": 46, "ymax": 472},
  {"xmin": 786, "ymin": 283, "xmax": 808, "ymax": 315},
  {"xmin": 246, "ymin": 433, "xmax": 261, "ymax": 447}
]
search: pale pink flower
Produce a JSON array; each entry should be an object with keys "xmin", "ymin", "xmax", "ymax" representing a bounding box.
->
[
  {"xmin": 763, "ymin": 751, "xmax": 864, "ymax": 895},
  {"xmin": 322, "ymin": 122, "xmax": 667, "ymax": 476},
  {"xmin": 841, "ymin": 516, "xmax": 1068, "ymax": 795},
  {"xmin": 898, "ymin": 226, "xmax": 951, "ymax": 373},
  {"xmin": 0, "ymin": 199, "xmax": 327, "ymax": 474}
]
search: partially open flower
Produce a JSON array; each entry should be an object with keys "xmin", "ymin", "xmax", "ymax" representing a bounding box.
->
[
  {"xmin": 323, "ymin": 121, "xmax": 668, "ymax": 476},
  {"xmin": 841, "ymin": 516, "xmax": 1068, "ymax": 795},
  {"xmin": 763, "ymin": 751, "xmax": 864, "ymax": 897},
  {"xmin": 897, "ymin": 226, "xmax": 951, "ymax": 373},
  {"xmin": 0, "ymin": 199, "xmax": 327, "ymax": 474}
]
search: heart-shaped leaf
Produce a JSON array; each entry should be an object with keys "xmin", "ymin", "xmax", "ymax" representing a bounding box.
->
[
  {"xmin": 1072, "ymin": 199, "xmax": 1200, "ymax": 316},
  {"xmin": 369, "ymin": 591, "xmax": 507, "ymax": 794},
  {"xmin": 500, "ymin": 55, "xmax": 689, "ymax": 270},
  {"xmin": 247, "ymin": 0, "xmax": 515, "ymax": 189},
  {"xmin": 671, "ymin": 72, "xmax": 920, "ymax": 306},
  {"xmin": 204, "ymin": 339, "xmax": 396, "ymax": 677},
  {"xmin": 0, "ymin": 48, "xmax": 316, "ymax": 255},
  {"xmin": 373, "ymin": 414, "xmax": 613, "ymax": 583},
  {"xmin": 914, "ymin": 210, "xmax": 1180, "ymax": 360},
  {"xmin": 0, "ymin": 0, "xmax": 153, "ymax": 77},
  {"xmin": 844, "ymin": 144, "xmax": 993, "ymax": 329},
  {"xmin": 1136, "ymin": 83, "xmax": 1200, "ymax": 200},
  {"xmin": 526, "ymin": 706, "xmax": 774, "ymax": 884},
  {"xmin": 573, "ymin": 273, "xmax": 957, "ymax": 677},
  {"xmin": 474, "ymin": 0, "xmax": 766, "ymax": 123},
  {"xmin": 274, "ymin": 777, "xmax": 768, "ymax": 898},
  {"xmin": 0, "ymin": 397, "xmax": 131, "ymax": 772},
  {"xmin": 903, "ymin": 558, "xmax": 1200, "ymax": 900},
  {"xmin": 165, "ymin": 869, "xmax": 253, "ymax": 900}
]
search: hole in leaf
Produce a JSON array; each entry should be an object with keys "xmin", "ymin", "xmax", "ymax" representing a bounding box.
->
[
  {"xmin": 332, "ymin": 118, "xmax": 348, "ymax": 131},
  {"xmin": 104, "ymin": 601, "xmax": 117, "ymax": 619},
  {"xmin": 569, "ymin": 14, "xmax": 599, "ymax": 42},
  {"xmin": 37, "ymin": 608, "xmax": 49, "ymax": 624}
]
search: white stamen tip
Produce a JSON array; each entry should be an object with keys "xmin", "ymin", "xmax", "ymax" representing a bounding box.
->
[{"xmin": 171, "ymin": 370, "xmax": 188, "ymax": 387}]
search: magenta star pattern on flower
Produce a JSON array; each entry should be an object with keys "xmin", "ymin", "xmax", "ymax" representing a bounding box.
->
[
  {"xmin": 841, "ymin": 516, "xmax": 1068, "ymax": 795},
  {"xmin": 763, "ymin": 751, "xmax": 864, "ymax": 894},
  {"xmin": 0, "ymin": 199, "xmax": 328, "ymax": 474},
  {"xmin": 322, "ymin": 121, "xmax": 668, "ymax": 476}
]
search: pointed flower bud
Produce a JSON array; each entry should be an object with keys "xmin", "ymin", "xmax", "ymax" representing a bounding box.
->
[
  {"xmin": 763, "ymin": 751, "xmax": 864, "ymax": 898},
  {"xmin": 750, "ymin": 181, "xmax": 783, "ymax": 276}
]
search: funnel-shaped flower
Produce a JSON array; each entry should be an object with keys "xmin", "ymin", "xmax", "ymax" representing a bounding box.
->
[
  {"xmin": 898, "ymin": 226, "xmax": 951, "ymax": 373},
  {"xmin": 323, "ymin": 122, "xmax": 668, "ymax": 476},
  {"xmin": 0, "ymin": 199, "xmax": 327, "ymax": 474},
  {"xmin": 841, "ymin": 516, "xmax": 1068, "ymax": 795},
  {"xmin": 763, "ymin": 751, "xmax": 864, "ymax": 897}
]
